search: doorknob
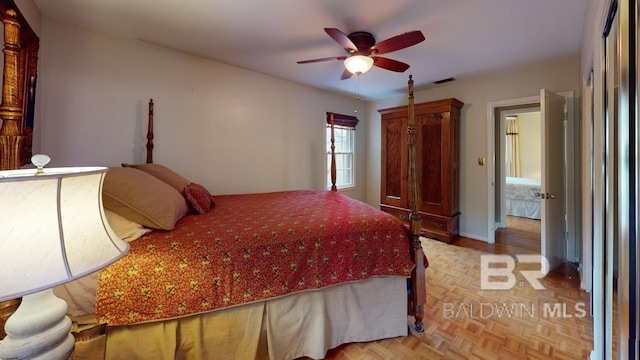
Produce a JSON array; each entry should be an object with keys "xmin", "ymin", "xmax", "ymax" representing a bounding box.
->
[
  {"xmin": 534, "ymin": 192, "xmax": 545, "ymax": 199},
  {"xmin": 546, "ymin": 193, "xmax": 556, "ymax": 199}
]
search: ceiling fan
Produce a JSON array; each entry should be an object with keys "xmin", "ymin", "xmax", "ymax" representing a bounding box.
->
[{"xmin": 297, "ymin": 28, "xmax": 426, "ymax": 80}]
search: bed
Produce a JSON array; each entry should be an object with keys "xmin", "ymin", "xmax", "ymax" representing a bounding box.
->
[
  {"xmin": 505, "ymin": 176, "xmax": 542, "ymax": 220},
  {"xmin": 64, "ymin": 99, "xmax": 425, "ymax": 359},
  {"xmin": 0, "ymin": 5, "xmax": 428, "ymax": 354},
  {"xmin": 88, "ymin": 186, "xmax": 415, "ymax": 359}
]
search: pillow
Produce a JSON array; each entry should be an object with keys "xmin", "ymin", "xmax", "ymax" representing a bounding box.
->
[
  {"xmin": 121, "ymin": 163, "xmax": 190, "ymax": 193},
  {"xmin": 105, "ymin": 209, "xmax": 152, "ymax": 242},
  {"xmin": 102, "ymin": 167, "xmax": 189, "ymax": 230},
  {"xmin": 184, "ymin": 183, "xmax": 216, "ymax": 214}
]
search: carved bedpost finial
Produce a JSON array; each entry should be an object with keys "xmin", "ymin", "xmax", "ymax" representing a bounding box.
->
[
  {"xmin": 408, "ymin": 75, "xmax": 414, "ymax": 97},
  {"xmin": 146, "ymin": 99, "xmax": 154, "ymax": 164}
]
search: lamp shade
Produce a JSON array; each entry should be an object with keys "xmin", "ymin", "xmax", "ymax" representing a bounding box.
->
[
  {"xmin": 0, "ymin": 166, "xmax": 129, "ymax": 302},
  {"xmin": 344, "ymin": 55, "xmax": 374, "ymax": 75}
]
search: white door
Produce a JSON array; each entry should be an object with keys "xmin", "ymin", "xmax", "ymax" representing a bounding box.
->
[{"xmin": 540, "ymin": 89, "xmax": 566, "ymax": 273}]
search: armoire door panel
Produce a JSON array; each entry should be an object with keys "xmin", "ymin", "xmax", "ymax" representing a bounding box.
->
[
  {"xmin": 419, "ymin": 115, "xmax": 443, "ymax": 212},
  {"xmin": 380, "ymin": 116, "xmax": 407, "ymax": 207},
  {"xmin": 439, "ymin": 113, "xmax": 453, "ymax": 214}
]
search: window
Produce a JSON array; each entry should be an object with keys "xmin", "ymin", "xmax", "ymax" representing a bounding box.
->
[{"xmin": 326, "ymin": 112, "xmax": 358, "ymax": 189}]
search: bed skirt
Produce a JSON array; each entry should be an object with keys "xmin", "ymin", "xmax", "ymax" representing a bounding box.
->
[
  {"xmin": 506, "ymin": 198, "xmax": 541, "ymax": 220},
  {"xmin": 73, "ymin": 276, "xmax": 408, "ymax": 360}
]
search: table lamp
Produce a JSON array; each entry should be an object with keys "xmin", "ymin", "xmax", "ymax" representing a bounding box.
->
[{"xmin": 0, "ymin": 159, "xmax": 129, "ymax": 359}]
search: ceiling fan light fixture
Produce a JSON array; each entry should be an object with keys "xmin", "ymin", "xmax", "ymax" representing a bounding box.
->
[{"xmin": 344, "ymin": 55, "xmax": 374, "ymax": 75}]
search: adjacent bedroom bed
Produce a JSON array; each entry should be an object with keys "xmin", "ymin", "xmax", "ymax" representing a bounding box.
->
[
  {"xmin": 505, "ymin": 176, "xmax": 542, "ymax": 220},
  {"xmin": 52, "ymin": 88, "xmax": 427, "ymax": 359}
]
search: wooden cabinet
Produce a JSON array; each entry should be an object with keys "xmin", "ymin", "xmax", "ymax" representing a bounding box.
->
[{"xmin": 379, "ymin": 98, "xmax": 463, "ymax": 243}]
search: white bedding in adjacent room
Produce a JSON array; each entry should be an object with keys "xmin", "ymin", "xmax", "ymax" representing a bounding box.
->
[{"xmin": 505, "ymin": 176, "xmax": 541, "ymax": 220}]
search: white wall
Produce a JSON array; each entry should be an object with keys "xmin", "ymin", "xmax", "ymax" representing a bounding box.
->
[
  {"xmin": 516, "ymin": 112, "xmax": 541, "ymax": 180},
  {"xmin": 580, "ymin": 0, "xmax": 612, "ymax": 82},
  {"xmin": 15, "ymin": 0, "xmax": 40, "ymax": 35},
  {"xmin": 37, "ymin": 16, "xmax": 367, "ymax": 200},
  {"xmin": 365, "ymin": 56, "xmax": 580, "ymax": 241}
]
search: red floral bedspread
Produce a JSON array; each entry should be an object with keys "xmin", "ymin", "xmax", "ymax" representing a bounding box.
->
[{"xmin": 96, "ymin": 190, "xmax": 413, "ymax": 326}]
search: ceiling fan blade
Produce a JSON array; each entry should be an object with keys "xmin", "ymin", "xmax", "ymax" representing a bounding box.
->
[
  {"xmin": 371, "ymin": 31, "xmax": 425, "ymax": 55},
  {"xmin": 325, "ymin": 28, "xmax": 357, "ymax": 52},
  {"xmin": 373, "ymin": 57, "xmax": 411, "ymax": 72},
  {"xmin": 297, "ymin": 56, "xmax": 347, "ymax": 64},
  {"xmin": 340, "ymin": 69, "xmax": 353, "ymax": 80}
]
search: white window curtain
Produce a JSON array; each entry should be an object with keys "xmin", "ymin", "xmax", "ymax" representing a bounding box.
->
[{"xmin": 505, "ymin": 116, "xmax": 521, "ymax": 177}]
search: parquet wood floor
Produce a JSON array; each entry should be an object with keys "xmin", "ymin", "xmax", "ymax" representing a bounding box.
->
[{"xmin": 319, "ymin": 233, "xmax": 593, "ymax": 360}]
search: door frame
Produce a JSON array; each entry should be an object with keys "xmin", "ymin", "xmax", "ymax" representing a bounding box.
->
[{"xmin": 486, "ymin": 92, "xmax": 576, "ymax": 259}]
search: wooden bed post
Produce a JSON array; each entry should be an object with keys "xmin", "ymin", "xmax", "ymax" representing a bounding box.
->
[
  {"xmin": 407, "ymin": 75, "xmax": 426, "ymax": 333},
  {"xmin": 0, "ymin": 1, "xmax": 40, "ymax": 338},
  {"xmin": 146, "ymin": 99, "xmax": 154, "ymax": 164},
  {"xmin": 0, "ymin": 6, "xmax": 23, "ymax": 340},
  {"xmin": 329, "ymin": 112, "xmax": 337, "ymax": 191},
  {"xmin": 0, "ymin": 9, "xmax": 23, "ymax": 170}
]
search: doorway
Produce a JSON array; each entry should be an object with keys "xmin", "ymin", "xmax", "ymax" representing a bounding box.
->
[{"xmin": 495, "ymin": 106, "xmax": 542, "ymax": 253}]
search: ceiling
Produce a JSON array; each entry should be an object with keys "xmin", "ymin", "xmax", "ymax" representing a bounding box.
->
[{"xmin": 34, "ymin": 0, "xmax": 589, "ymax": 100}]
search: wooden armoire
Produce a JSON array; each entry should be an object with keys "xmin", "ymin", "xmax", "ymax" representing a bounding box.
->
[{"xmin": 379, "ymin": 98, "xmax": 463, "ymax": 243}]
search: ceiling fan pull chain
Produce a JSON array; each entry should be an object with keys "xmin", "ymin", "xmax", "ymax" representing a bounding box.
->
[{"xmin": 354, "ymin": 75, "xmax": 360, "ymax": 114}]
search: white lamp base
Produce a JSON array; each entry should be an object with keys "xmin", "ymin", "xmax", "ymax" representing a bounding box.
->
[{"xmin": 0, "ymin": 289, "xmax": 74, "ymax": 360}]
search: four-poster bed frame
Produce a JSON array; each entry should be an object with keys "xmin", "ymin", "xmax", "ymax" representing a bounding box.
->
[
  {"xmin": 142, "ymin": 86, "xmax": 426, "ymax": 332},
  {"xmin": 142, "ymin": 76, "xmax": 426, "ymax": 331}
]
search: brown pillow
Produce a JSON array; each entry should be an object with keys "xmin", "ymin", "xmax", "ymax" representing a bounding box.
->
[
  {"xmin": 122, "ymin": 163, "xmax": 190, "ymax": 193},
  {"xmin": 184, "ymin": 183, "xmax": 216, "ymax": 214},
  {"xmin": 102, "ymin": 167, "xmax": 188, "ymax": 230}
]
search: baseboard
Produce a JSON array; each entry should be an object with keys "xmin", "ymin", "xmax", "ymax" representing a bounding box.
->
[
  {"xmin": 458, "ymin": 232, "xmax": 488, "ymax": 242},
  {"xmin": 580, "ymin": 278, "xmax": 591, "ymax": 293}
]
